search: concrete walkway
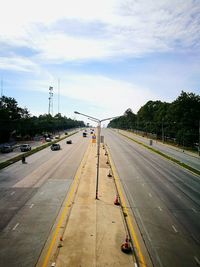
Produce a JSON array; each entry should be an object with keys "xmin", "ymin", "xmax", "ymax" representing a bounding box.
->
[{"xmin": 48, "ymin": 143, "xmax": 135, "ymax": 267}]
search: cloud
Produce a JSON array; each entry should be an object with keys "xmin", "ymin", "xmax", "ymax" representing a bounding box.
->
[
  {"xmin": 0, "ymin": 56, "xmax": 39, "ymax": 72},
  {"xmin": 0, "ymin": 0, "xmax": 200, "ymax": 65},
  {"xmin": 45, "ymin": 74, "xmax": 157, "ymax": 115}
]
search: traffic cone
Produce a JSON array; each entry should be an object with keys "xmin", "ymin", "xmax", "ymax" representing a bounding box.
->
[
  {"xmin": 58, "ymin": 236, "xmax": 63, "ymax": 248},
  {"xmin": 114, "ymin": 194, "xmax": 120, "ymax": 206},
  {"xmin": 107, "ymin": 170, "xmax": 112, "ymax": 177},
  {"xmin": 121, "ymin": 235, "xmax": 132, "ymax": 253}
]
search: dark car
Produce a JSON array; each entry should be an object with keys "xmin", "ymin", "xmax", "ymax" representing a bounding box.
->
[
  {"xmin": 20, "ymin": 144, "xmax": 31, "ymax": 152},
  {"xmin": 83, "ymin": 132, "xmax": 87, "ymax": 137},
  {"xmin": 0, "ymin": 145, "xmax": 13, "ymax": 153},
  {"xmin": 66, "ymin": 140, "xmax": 72, "ymax": 144},
  {"xmin": 51, "ymin": 143, "xmax": 61, "ymax": 151}
]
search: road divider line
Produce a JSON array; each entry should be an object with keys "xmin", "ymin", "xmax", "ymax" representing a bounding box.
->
[
  {"xmin": 172, "ymin": 225, "xmax": 178, "ymax": 233},
  {"xmin": 12, "ymin": 223, "xmax": 19, "ymax": 231},
  {"xmin": 107, "ymin": 146, "xmax": 147, "ymax": 267},
  {"xmin": 30, "ymin": 204, "xmax": 34, "ymax": 209},
  {"xmin": 194, "ymin": 256, "xmax": 200, "ymax": 265},
  {"xmin": 192, "ymin": 208, "xmax": 197, "ymax": 213},
  {"xmin": 158, "ymin": 206, "xmax": 162, "ymax": 212},
  {"xmin": 41, "ymin": 143, "xmax": 91, "ymax": 267}
]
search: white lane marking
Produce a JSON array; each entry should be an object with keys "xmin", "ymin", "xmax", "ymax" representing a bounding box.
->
[
  {"xmin": 148, "ymin": 193, "xmax": 152, "ymax": 198},
  {"xmin": 134, "ymin": 263, "xmax": 138, "ymax": 267},
  {"xmin": 158, "ymin": 206, "xmax": 162, "ymax": 212},
  {"xmin": 10, "ymin": 191, "xmax": 15, "ymax": 196},
  {"xmin": 192, "ymin": 208, "xmax": 197, "ymax": 213},
  {"xmin": 30, "ymin": 204, "xmax": 34, "ymax": 209},
  {"xmin": 12, "ymin": 223, "xmax": 19, "ymax": 231},
  {"xmin": 194, "ymin": 256, "xmax": 200, "ymax": 265},
  {"xmin": 172, "ymin": 225, "xmax": 178, "ymax": 233}
]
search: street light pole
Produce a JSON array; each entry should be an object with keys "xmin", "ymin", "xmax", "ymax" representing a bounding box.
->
[{"xmin": 74, "ymin": 111, "xmax": 120, "ymax": 199}]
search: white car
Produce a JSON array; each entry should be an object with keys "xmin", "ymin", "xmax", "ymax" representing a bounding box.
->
[{"xmin": 20, "ymin": 144, "xmax": 31, "ymax": 152}]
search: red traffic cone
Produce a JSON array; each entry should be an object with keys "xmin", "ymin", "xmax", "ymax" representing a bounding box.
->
[
  {"xmin": 121, "ymin": 235, "xmax": 132, "ymax": 253},
  {"xmin": 114, "ymin": 195, "xmax": 120, "ymax": 206}
]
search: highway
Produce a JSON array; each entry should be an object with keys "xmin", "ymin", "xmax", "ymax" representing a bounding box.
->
[
  {"xmin": 103, "ymin": 129, "xmax": 200, "ymax": 267},
  {"xmin": 0, "ymin": 132, "xmax": 90, "ymax": 267},
  {"xmin": 118, "ymin": 129, "xmax": 200, "ymax": 172}
]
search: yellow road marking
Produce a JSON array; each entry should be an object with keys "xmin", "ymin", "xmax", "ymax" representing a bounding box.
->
[
  {"xmin": 42, "ymin": 143, "xmax": 91, "ymax": 267},
  {"xmin": 108, "ymin": 148, "xmax": 147, "ymax": 267}
]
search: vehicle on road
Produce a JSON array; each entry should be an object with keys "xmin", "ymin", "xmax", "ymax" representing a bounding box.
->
[
  {"xmin": 66, "ymin": 140, "xmax": 72, "ymax": 144},
  {"xmin": 83, "ymin": 132, "xmax": 87, "ymax": 137},
  {"xmin": 46, "ymin": 137, "xmax": 52, "ymax": 142},
  {"xmin": 0, "ymin": 145, "xmax": 13, "ymax": 153},
  {"xmin": 20, "ymin": 144, "xmax": 31, "ymax": 152},
  {"xmin": 55, "ymin": 135, "xmax": 60, "ymax": 139},
  {"xmin": 51, "ymin": 143, "xmax": 61, "ymax": 151}
]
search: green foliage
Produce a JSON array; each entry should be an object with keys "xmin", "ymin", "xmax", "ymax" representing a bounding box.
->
[
  {"xmin": 0, "ymin": 96, "xmax": 85, "ymax": 143},
  {"xmin": 108, "ymin": 91, "xmax": 200, "ymax": 148}
]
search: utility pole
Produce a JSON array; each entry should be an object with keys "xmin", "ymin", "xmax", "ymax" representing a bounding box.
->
[
  {"xmin": 58, "ymin": 79, "xmax": 60, "ymax": 115},
  {"xmin": 198, "ymin": 120, "xmax": 200, "ymax": 156},
  {"xmin": 48, "ymin": 86, "xmax": 53, "ymax": 115},
  {"xmin": 162, "ymin": 120, "xmax": 164, "ymax": 143},
  {"xmin": 1, "ymin": 78, "xmax": 3, "ymax": 97}
]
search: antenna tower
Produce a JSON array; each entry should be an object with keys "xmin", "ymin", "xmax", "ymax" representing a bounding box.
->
[{"xmin": 48, "ymin": 86, "xmax": 53, "ymax": 115}]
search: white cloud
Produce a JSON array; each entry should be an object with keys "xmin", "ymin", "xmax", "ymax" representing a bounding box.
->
[
  {"xmin": 0, "ymin": 56, "xmax": 39, "ymax": 72},
  {"xmin": 0, "ymin": 0, "xmax": 200, "ymax": 64}
]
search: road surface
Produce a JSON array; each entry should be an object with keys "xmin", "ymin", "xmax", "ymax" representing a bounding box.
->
[
  {"xmin": 103, "ymin": 129, "xmax": 200, "ymax": 267},
  {"xmin": 0, "ymin": 132, "xmax": 90, "ymax": 267}
]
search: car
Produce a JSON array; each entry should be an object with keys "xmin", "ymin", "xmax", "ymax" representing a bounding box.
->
[
  {"xmin": 20, "ymin": 144, "xmax": 31, "ymax": 152},
  {"xmin": 51, "ymin": 143, "xmax": 61, "ymax": 151},
  {"xmin": 83, "ymin": 132, "xmax": 87, "ymax": 137},
  {"xmin": 0, "ymin": 145, "xmax": 13, "ymax": 153},
  {"xmin": 46, "ymin": 137, "xmax": 52, "ymax": 142},
  {"xmin": 55, "ymin": 135, "xmax": 60, "ymax": 139},
  {"xmin": 66, "ymin": 140, "xmax": 72, "ymax": 144}
]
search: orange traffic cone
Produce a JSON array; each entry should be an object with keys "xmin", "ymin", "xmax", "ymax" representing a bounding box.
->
[
  {"xmin": 121, "ymin": 235, "xmax": 132, "ymax": 253},
  {"xmin": 114, "ymin": 194, "xmax": 120, "ymax": 206}
]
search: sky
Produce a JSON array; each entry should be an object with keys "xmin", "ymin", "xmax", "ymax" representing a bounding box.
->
[{"xmin": 0, "ymin": 0, "xmax": 200, "ymax": 125}]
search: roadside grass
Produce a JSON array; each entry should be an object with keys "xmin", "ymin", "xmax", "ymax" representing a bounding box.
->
[
  {"xmin": 120, "ymin": 132, "xmax": 200, "ymax": 177},
  {"xmin": 0, "ymin": 131, "xmax": 78, "ymax": 170}
]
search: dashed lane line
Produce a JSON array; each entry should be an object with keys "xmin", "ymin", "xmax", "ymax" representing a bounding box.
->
[
  {"xmin": 12, "ymin": 223, "xmax": 19, "ymax": 231},
  {"xmin": 172, "ymin": 225, "xmax": 178, "ymax": 233}
]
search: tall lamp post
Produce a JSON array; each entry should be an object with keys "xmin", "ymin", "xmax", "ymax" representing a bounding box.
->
[{"xmin": 74, "ymin": 111, "xmax": 120, "ymax": 199}]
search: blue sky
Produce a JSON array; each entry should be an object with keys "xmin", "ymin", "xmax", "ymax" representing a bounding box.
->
[{"xmin": 0, "ymin": 0, "xmax": 200, "ymax": 124}]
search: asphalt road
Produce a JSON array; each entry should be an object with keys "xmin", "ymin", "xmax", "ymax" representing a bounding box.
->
[
  {"xmin": 103, "ymin": 129, "xmax": 200, "ymax": 267},
  {"xmin": 0, "ymin": 131, "xmax": 90, "ymax": 267},
  {"xmin": 118, "ymin": 129, "xmax": 200, "ymax": 171}
]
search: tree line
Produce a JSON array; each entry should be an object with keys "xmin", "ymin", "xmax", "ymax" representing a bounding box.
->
[
  {"xmin": 0, "ymin": 96, "xmax": 85, "ymax": 143},
  {"xmin": 108, "ymin": 91, "xmax": 200, "ymax": 149}
]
